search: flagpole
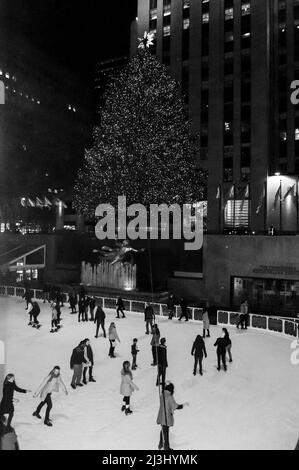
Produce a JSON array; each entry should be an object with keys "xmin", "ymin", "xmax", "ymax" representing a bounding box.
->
[
  {"xmin": 219, "ymin": 184, "xmax": 222, "ymax": 233},
  {"xmin": 279, "ymin": 179, "xmax": 282, "ymax": 234},
  {"xmin": 297, "ymin": 179, "xmax": 299, "ymax": 234},
  {"xmin": 264, "ymin": 180, "xmax": 267, "ymax": 234}
]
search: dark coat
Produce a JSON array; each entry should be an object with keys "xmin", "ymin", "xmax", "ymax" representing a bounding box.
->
[
  {"xmin": 223, "ymin": 334, "xmax": 232, "ymax": 347},
  {"xmin": 31, "ymin": 301, "xmax": 40, "ymax": 318},
  {"xmin": 86, "ymin": 344, "xmax": 94, "ymax": 365},
  {"xmin": 94, "ymin": 306, "xmax": 105, "ymax": 324},
  {"xmin": 89, "ymin": 298, "xmax": 96, "ymax": 309},
  {"xmin": 117, "ymin": 298, "xmax": 125, "ymax": 309},
  {"xmin": 157, "ymin": 344, "xmax": 168, "ymax": 368},
  {"xmin": 70, "ymin": 346, "xmax": 86, "ymax": 368},
  {"xmin": 179, "ymin": 298, "xmax": 188, "ymax": 314},
  {"xmin": 167, "ymin": 297, "xmax": 175, "ymax": 309},
  {"xmin": 191, "ymin": 337, "xmax": 207, "ymax": 358},
  {"xmin": 131, "ymin": 344, "xmax": 138, "ymax": 355},
  {"xmin": 214, "ymin": 337, "xmax": 227, "ymax": 354},
  {"xmin": 144, "ymin": 305, "xmax": 155, "ymax": 321},
  {"xmin": 0, "ymin": 382, "xmax": 26, "ymax": 414}
]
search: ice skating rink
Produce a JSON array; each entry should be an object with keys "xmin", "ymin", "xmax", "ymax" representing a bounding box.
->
[{"xmin": 1, "ymin": 296, "xmax": 299, "ymax": 450}]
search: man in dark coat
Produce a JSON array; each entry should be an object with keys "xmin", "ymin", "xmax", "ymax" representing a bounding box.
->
[
  {"xmin": 214, "ymin": 336, "xmax": 227, "ymax": 372},
  {"xmin": 82, "ymin": 339, "xmax": 96, "ymax": 383},
  {"xmin": 156, "ymin": 338, "xmax": 168, "ymax": 388},
  {"xmin": 144, "ymin": 303, "xmax": 155, "ymax": 334},
  {"xmin": 31, "ymin": 301, "xmax": 41, "ymax": 328},
  {"xmin": 70, "ymin": 343, "xmax": 87, "ymax": 389},
  {"xmin": 94, "ymin": 305, "xmax": 106, "ymax": 338},
  {"xmin": 167, "ymin": 293, "xmax": 176, "ymax": 320},
  {"xmin": 191, "ymin": 335, "xmax": 207, "ymax": 376},
  {"xmin": 178, "ymin": 297, "xmax": 189, "ymax": 321},
  {"xmin": 78, "ymin": 297, "xmax": 85, "ymax": 322},
  {"xmin": 116, "ymin": 297, "xmax": 126, "ymax": 318},
  {"xmin": 89, "ymin": 296, "xmax": 96, "ymax": 321}
]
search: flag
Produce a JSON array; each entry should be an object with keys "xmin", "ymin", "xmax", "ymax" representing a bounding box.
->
[
  {"xmin": 240, "ymin": 184, "xmax": 250, "ymax": 211},
  {"xmin": 256, "ymin": 185, "xmax": 266, "ymax": 215},
  {"xmin": 36, "ymin": 197, "xmax": 44, "ymax": 208},
  {"xmin": 20, "ymin": 197, "xmax": 27, "ymax": 207},
  {"xmin": 272, "ymin": 184, "xmax": 282, "ymax": 211},
  {"xmin": 216, "ymin": 185, "xmax": 221, "ymax": 199},
  {"xmin": 283, "ymin": 184, "xmax": 296, "ymax": 202},
  {"xmin": 27, "ymin": 198, "xmax": 35, "ymax": 207},
  {"xmin": 224, "ymin": 185, "xmax": 235, "ymax": 204},
  {"xmin": 44, "ymin": 197, "xmax": 52, "ymax": 207}
]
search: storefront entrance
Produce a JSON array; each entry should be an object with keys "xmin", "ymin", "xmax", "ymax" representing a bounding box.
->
[{"xmin": 232, "ymin": 276, "xmax": 299, "ymax": 316}]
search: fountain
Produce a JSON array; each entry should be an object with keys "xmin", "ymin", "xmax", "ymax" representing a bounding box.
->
[{"xmin": 81, "ymin": 260, "xmax": 137, "ymax": 291}]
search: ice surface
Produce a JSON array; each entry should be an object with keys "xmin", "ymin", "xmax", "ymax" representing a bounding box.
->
[{"xmin": 1, "ymin": 296, "xmax": 299, "ymax": 450}]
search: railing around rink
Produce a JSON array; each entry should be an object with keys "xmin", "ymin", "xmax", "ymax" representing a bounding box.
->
[
  {"xmin": 0, "ymin": 285, "xmax": 204, "ymax": 322},
  {"xmin": 1, "ymin": 285, "xmax": 298, "ymax": 339},
  {"xmin": 217, "ymin": 310, "xmax": 299, "ymax": 338}
]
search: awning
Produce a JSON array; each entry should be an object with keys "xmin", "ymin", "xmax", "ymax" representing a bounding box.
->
[{"xmin": 0, "ymin": 243, "xmax": 46, "ymax": 271}]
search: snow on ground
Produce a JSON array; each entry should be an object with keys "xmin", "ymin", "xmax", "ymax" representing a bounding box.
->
[{"xmin": 1, "ymin": 296, "xmax": 299, "ymax": 450}]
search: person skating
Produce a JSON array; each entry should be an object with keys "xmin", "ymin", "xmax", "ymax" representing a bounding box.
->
[
  {"xmin": 151, "ymin": 324, "xmax": 160, "ymax": 366},
  {"xmin": 237, "ymin": 300, "xmax": 248, "ymax": 330},
  {"xmin": 27, "ymin": 300, "xmax": 34, "ymax": 325},
  {"xmin": 33, "ymin": 366, "xmax": 68, "ymax": 427},
  {"xmin": 82, "ymin": 339, "xmax": 96, "ymax": 384},
  {"xmin": 156, "ymin": 382, "xmax": 189, "ymax": 450},
  {"xmin": 222, "ymin": 328, "xmax": 233, "ymax": 362},
  {"xmin": 0, "ymin": 414, "xmax": 19, "ymax": 450},
  {"xmin": 68, "ymin": 292, "xmax": 77, "ymax": 314},
  {"xmin": 78, "ymin": 297, "xmax": 85, "ymax": 322},
  {"xmin": 202, "ymin": 306, "xmax": 210, "ymax": 338},
  {"xmin": 144, "ymin": 303, "xmax": 155, "ymax": 334},
  {"xmin": 50, "ymin": 302, "xmax": 59, "ymax": 333},
  {"xmin": 94, "ymin": 304, "xmax": 106, "ymax": 338},
  {"xmin": 108, "ymin": 322, "xmax": 120, "ymax": 358},
  {"xmin": 167, "ymin": 293, "xmax": 176, "ymax": 320},
  {"xmin": 0, "ymin": 374, "xmax": 31, "ymax": 429},
  {"xmin": 70, "ymin": 342, "xmax": 87, "ymax": 389},
  {"xmin": 23, "ymin": 288, "xmax": 33, "ymax": 310},
  {"xmin": 31, "ymin": 301, "xmax": 41, "ymax": 328},
  {"xmin": 83, "ymin": 296, "xmax": 90, "ymax": 322},
  {"xmin": 156, "ymin": 338, "xmax": 168, "ymax": 388},
  {"xmin": 131, "ymin": 338, "xmax": 139, "ymax": 370},
  {"xmin": 120, "ymin": 361, "xmax": 139, "ymax": 415},
  {"xmin": 89, "ymin": 296, "xmax": 96, "ymax": 321},
  {"xmin": 116, "ymin": 296, "xmax": 126, "ymax": 318},
  {"xmin": 214, "ymin": 333, "xmax": 227, "ymax": 372},
  {"xmin": 178, "ymin": 297, "xmax": 189, "ymax": 321},
  {"xmin": 191, "ymin": 335, "xmax": 207, "ymax": 376}
]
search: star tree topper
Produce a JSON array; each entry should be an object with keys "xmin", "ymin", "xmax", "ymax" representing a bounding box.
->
[{"xmin": 138, "ymin": 31, "xmax": 155, "ymax": 50}]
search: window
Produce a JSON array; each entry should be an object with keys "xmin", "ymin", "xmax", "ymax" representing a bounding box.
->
[
  {"xmin": 202, "ymin": 13, "xmax": 209, "ymax": 24},
  {"xmin": 225, "ymin": 8, "xmax": 234, "ymax": 21},
  {"xmin": 163, "ymin": 0, "xmax": 171, "ymax": 15},
  {"xmin": 241, "ymin": 3, "xmax": 250, "ymax": 16},
  {"xmin": 225, "ymin": 200, "xmax": 249, "ymax": 228}
]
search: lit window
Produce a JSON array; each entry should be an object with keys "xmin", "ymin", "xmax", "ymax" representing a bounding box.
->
[
  {"xmin": 37, "ymin": 100, "xmax": 40, "ymax": 104},
  {"xmin": 73, "ymin": 107, "xmax": 76, "ymax": 112},
  {"xmin": 280, "ymin": 130, "xmax": 287, "ymax": 141},
  {"xmin": 5, "ymin": 72, "xmax": 10, "ymax": 79},
  {"xmin": 183, "ymin": 18, "xmax": 190, "ymax": 29},
  {"xmin": 0, "ymin": 70, "xmax": 3, "ymax": 75},
  {"xmin": 241, "ymin": 3, "xmax": 251, "ymax": 15},
  {"xmin": 183, "ymin": 0, "xmax": 190, "ymax": 8},
  {"xmin": 225, "ymin": 200, "xmax": 249, "ymax": 228},
  {"xmin": 202, "ymin": 13, "xmax": 210, "ymax": 23},
  {"xmin": 225, "ymin": 8, "xmax": 234, "ymax": 20},
  {"xmin": 295, "ymin": 128, "xmax": 299, "ymax": 140},
  {"xmin": 163, "ymin": 25, "xmax": 171, "ymax": 36},
  {"xmin": 68, "ymin": 104, "xmax": 72, "ymax": 110}
]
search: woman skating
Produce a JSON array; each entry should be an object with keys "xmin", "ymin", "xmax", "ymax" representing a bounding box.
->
[
  {"xmin": 222, "ymin": 328, "xmax": 232, "ymax": 363},
  {"xmin": 108, "ymin": 322, "xmax": 121, "ymax": 358},
  {"xmin": 191, "ymin": 335, "xmax": 207, "ymax": 376},
  {"xmin": 120, "ymin": 361, "xmax": 139, "ymax": 415},
  {"xmin": 156, "ymin": 382, "xmax": 189, "ymax": 450},
  {"xmin": 151, "ymin": 324, "xmax": 160, "ymax": 366},
  {"xmin": 33, "ymin": 366, "xmax": 68, "ymax": 427},
  {"xmin": 202, "ymin": 307, "xmax": 210, "ymax": 338},
  {"xmin": 0, "ymin": 374, "xmax": 31, "ymax": 428}
]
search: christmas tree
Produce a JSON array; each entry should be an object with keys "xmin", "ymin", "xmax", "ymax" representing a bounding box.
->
[{"xmin": 74, "ymin": 37, "xmax": 206, "ymax": 217}]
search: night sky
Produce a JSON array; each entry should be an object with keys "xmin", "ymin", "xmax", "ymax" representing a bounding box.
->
[{"xmin": 0, "ymin": 0, "xmax": 137, "ymax": 87}]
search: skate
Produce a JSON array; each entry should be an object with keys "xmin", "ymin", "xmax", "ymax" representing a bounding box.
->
[
  {"xmin": 121, "ymin": 405, "xmax": 126, "ymax": 412},
  {"xmin": 199, "ymin": 371, "xmax": 203, "ymax": 376},
  {"xmin": 89, "ymin": 377, "xmax": 96, "ymax": 382},
  {"xmin": 82, "ymin": 378, "xmax": 87, "ymax": 385},
  {"xmin": 193, "ymin": 371, "xmax": 196, "ymax": 376},
  {"xmin": 125, "ymin": 408, "xmax": 133, "ymax": 415},
  {"xmin": 71, "ymin": 384, "xmax": 76, "ymax": 390},
  {"xmin": 28, "ymin": 322, "xmax": 32, "ymax": 326},
  {"xmin": 33, "ymin": 411, "xmax": 42, "ymax": 419},
  {"xmin": 44, "ymin": 419, "xmax": 53, "ymax": 427},
  {"xmin": 76, "ymin": 383, "xmax": 83, "ymax": 387}
]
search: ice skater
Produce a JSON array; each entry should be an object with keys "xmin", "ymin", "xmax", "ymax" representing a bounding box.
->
[
  {"xmin": 202, "ymin": 306, "xmax": 210, "ymax": 338},
  {"xmin": 167, "ymin": 293, "xmax": 176, "ymax": 320},
  {"xmin": 78, "ymin": 297, "xmax": 85, "ymax": 322},
  {"xmin": 89, "ymin": 296, "xmax": 96, "ymax": 321},
  {"xmin": 31, "ymin": 301, "xmax": 41, "ymax": 328},
  {"xmin": 144, "ymin": 303, "xmax": 155, "ymax": 334},
  {"xmin": 23, "ymin": 288, "xmax": 33, "ymax": 310},
  {"xmin": 120, "ymin": 361, "xmax": 139, "ymax": 415},
  {"xmin": 108, "ymin": 322, "xmax": 120, "ymax": 358},
  {"xmin": 33, "ymin": 366, "xmax": 68, "ymax": 427},
  {"xmin": 82, "ymin": 339, "xmax": 96, "ymax": 384},
  {"xmin": 70, "ymin": 342, "xmax": 87, "ymax": 389},
  {"xmin": 214, "ymin": 333, "xmax": 227, "ymax": 372},
  {"xmin": 50, "ymin": 302, "xmax": 59, "ymax": 333},
  {"xmin": 116, "ymin": 296, "xmax": 126, "ymax": 318},
  {"xmin": 94, "ymin": 304, "xmax": 106, "ymax": 338},
  {"xmin": 156, "ymin": 381, "xmax": 189, "ymax": 450},
  {"xmin": 223, "ymin": 328, "xmax": 232, "ymax": 363},
  {"xmin": 68, "ymin": 291, "xmax": 77, "ymax": 314},
  {"xmin": 237, "ymin": 300, "xmax": 249, "ymax": 330},
  {"xmin": 191, "ymin": 335, "xmax": 207, "ymax": 376},
  {"xmin": 151, "ymin": 324, "xmax": 160, "ymax": 366},
  {"xmin": 0, "ymin": 374, "xmax": 31, "ymax": 429},
  {"xmin": 131, "ymin": 338, "xmax": 139, "ymax": 370},
  {"xmin": 156, "ymin": 338, "xmax": 168, "ymax": 388},
  {"xmin": 178, "ymin": 297, "xmax": 189, "ymax": 321}
]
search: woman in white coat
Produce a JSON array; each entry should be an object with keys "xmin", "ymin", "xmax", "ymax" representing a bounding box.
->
[
  {"xmin": 108, "ymin": 322, "xmax": 120, "ymax": 358},
  {"xmin": 120, "ymin": 361, "xmax": 139, "ymax": 415}
]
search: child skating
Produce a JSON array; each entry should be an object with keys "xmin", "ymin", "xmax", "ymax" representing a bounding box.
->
[{"xmin": 120, "ymin": 361, "xmax": 139, "ymax": 415}]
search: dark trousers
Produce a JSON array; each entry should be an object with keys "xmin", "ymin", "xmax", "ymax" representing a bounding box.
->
[
  {"xmin": 217, "ymin": 351, "xmax": 227, "ymax": 370},
  {"xmin": 95, "ymin": 321, "xmax": 106, "ymax": 338},
  {"xmin": 123, "ymin": 396, "xmax": 130, "ymax": 408},
  {"xmin": 51, "ymin": 319, "xmax": 58, "ymax": 329},
  {"xmin": 179, "ymin": 309, "xmax": 188, "ymax": 321},
  {"xmin": 145, "ymin": 319, "xmax": 153, "ymax": 334},
  {"xmin": 70, "ymin": 303, "xmax": 76, "ymax": 313},
  {"xmin": 168, "ymin": 308, "xmax": 175, "ymax": 319},
  {"xmin": 203, "ymin": 329, "xmax": 210, "ymax": 338},
  {"xmin": 193, "ymin": 355, "xmax": 203, "ymax": 374},
  {"xmin": 116, "ymin": 307, "xmax": 125, "ymax": 318},
  {"xmin": 156, "ymin": 366, "xmax": 166, "ymax": 387},
  {"xmin": 159, "ymin": 425, "xmax": 170, "ymax": 450},
  {"xmin": 78, "ymin": 308, "xmax": 84, "ymax": 322},
  {"xmin": 132, "ymin": 354, "xmax": 137, "ymax": 369},
  {"xmin": 36, "ymin": 393, "xmax": 52, "ymax": 421},
  {"xmin": 83, "ymin": 365, "xmax": 93, "ymax": 381},
  {"xmin": 237, "ymin": 315, "xmax": 246, "ymax": 329},
  {"xmin": 32, "ymin": 314, "xmax": 39, "ymax": 326},
  {"xmin": 6, "ymin": 411, "xmax": 14, "ymax": 428},
  {"xmin": 152, "ymin": 346, "xmax": 158, "ymax": 365},
  {"xmin": 109, "ymin": 340, "xmax": 115, "ymax": 357}
]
